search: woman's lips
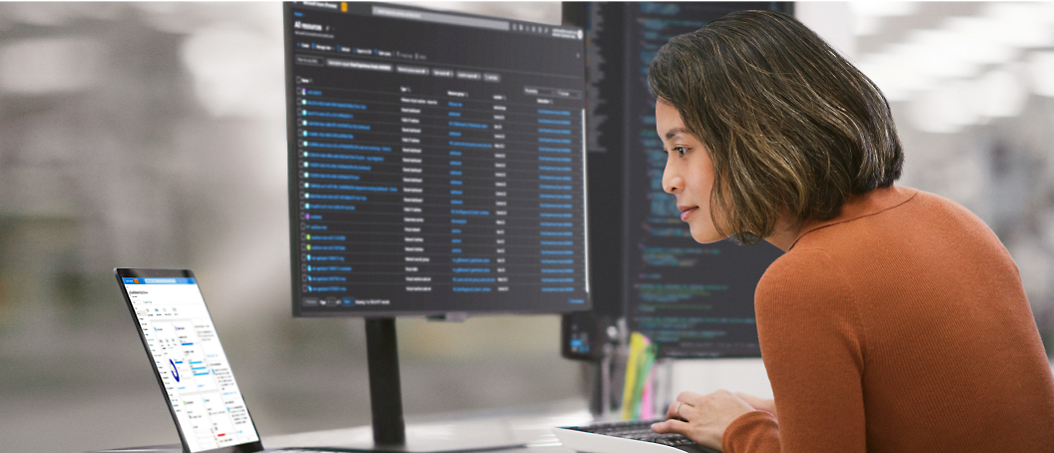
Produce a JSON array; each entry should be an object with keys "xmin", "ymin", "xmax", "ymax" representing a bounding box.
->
[{"xmin": 680, "ymin": 207, "xmax": 697, "ymax": 221}]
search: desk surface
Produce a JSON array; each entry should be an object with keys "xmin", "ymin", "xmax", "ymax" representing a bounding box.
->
[{"xmin": 77, "ymin": 400, "xmax": 595, "ymax": 453}]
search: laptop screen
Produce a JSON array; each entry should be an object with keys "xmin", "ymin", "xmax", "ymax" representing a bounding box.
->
[{"xmin": 119, "ymin": 271, "xmax": 262, "ymax": 453}]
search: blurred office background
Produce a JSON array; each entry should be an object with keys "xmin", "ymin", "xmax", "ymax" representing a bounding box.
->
[{"xmin": 1, "ymin": 2, "xmax": 1052, "ymax": 453}]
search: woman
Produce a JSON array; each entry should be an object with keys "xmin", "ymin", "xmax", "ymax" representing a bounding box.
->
[{"xmin": 646, "ymin": 10, "xmax": 1054, "ymax": 453}]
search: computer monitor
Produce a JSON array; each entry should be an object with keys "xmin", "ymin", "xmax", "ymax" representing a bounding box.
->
[
  {"xmin": 562, "ymin": 2, "xmax": 792, "ymax": 362},
  {"xmin": 284, "ymin": 1, "xmax": 588, "ymax": 450}
]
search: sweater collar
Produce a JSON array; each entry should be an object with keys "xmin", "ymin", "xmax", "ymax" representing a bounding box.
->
[{"xmin": 788, "ymin": 185, "xmax": 919, "ymax": 251}]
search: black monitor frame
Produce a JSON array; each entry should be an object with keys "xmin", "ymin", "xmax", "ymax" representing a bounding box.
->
[
  {"xmin": 283, "ymin": 2, "xmax": 588, "ymax": 450},
  {"xmin": 286, "ymin": 1, "xmax": 590, "ymax": 319}
]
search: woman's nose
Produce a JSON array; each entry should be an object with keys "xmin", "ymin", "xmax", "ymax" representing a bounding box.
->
[{"xmin": 663, "ymin": 163, "xmax": 683, "ymax": 194}]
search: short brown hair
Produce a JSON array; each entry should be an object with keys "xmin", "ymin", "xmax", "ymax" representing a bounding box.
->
[{"xmin": 648, "ymin": 10, "xmax": 903, "ymax": 245}]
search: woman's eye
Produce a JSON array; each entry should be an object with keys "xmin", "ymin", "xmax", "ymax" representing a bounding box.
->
[{"xmin": 674, "ymin": 147, "xmax": 687, "ymax": 156}]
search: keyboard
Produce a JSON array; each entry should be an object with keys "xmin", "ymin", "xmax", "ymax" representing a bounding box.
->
[{"xmin": 552, "ymin": 419, "xmax": 719, "ymax": 453}]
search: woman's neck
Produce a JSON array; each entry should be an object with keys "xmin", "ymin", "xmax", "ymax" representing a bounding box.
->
[{"xmin": 764, "ymin": 212, "xmax": 803, "ymax": 252}]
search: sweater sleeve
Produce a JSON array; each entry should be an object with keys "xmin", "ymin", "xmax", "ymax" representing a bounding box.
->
[{"xmin": 724, "ymin": 248, "xmax": 867, "ymax": 453}]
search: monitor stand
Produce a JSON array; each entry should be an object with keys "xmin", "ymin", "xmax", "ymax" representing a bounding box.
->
[{"xmin": 327, "ymin": 318, "xmax": 530, "ymax": 453}]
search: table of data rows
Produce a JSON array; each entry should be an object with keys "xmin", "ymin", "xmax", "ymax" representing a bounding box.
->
[{"xmin": 287, "ymin": 9, "xmax": 589, "ymax": 313}]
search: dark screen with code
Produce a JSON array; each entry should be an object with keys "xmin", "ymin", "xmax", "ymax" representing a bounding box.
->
[{"xmin": 563, "ymin": 2, "xmax": 790, "ymax": 359}]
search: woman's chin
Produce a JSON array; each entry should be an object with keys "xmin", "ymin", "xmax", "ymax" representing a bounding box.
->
[{"xmin": 689, "ymin": 226, "xmax": 725, "ymax": 244}]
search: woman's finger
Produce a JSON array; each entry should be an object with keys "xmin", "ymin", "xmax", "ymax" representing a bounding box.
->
[
  {"xmin": 667, "ymin": 400, "xmax": 695, "ymax": 420},
  {"xmin": 651, "ymin": 417, "xmax": 690, "ymax": 434}
]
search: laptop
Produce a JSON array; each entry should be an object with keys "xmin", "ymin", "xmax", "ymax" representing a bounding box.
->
[
  {"xmin": 115, "ymin": 268, "xmax": 711, "ymax": 453},
  {"xmin": 115, "ymin": 268, "xmax": 332, "ymax": 453}
]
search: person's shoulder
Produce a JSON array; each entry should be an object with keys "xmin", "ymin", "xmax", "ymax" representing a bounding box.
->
[
  {"xmin": 756, "ymin": 246, "xmax": 850, "ymax": 311},
  {"xmin": 903, "ymin": 188, "xmax": 1000, "ymax": 241},
  {"xmin": 903, "ymin": 187, "xmax": 976, "ymax": 219}
]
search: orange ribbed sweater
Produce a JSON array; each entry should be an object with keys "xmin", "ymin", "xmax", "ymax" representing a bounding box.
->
[{"xmin": 723, "ymin": 185, "xmax": 1054, "ymax": 452}]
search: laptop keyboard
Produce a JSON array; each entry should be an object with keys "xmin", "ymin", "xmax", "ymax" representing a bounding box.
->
[{"xmin": 567, "ymin": 419, "xmax": 719, "ymax": 453}]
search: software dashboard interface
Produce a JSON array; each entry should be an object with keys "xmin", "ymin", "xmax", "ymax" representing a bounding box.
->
[
  {"xmin": 286, "ymin": 2, "xmax": 590, "ymax": 316},
  {"xmin": 122, "ymin": 276, "xmax": 260, "ymax": 452}
]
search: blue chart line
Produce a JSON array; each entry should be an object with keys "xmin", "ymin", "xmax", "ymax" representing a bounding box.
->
[
  {"xmin": 301, "ymin": 100, "xmax": 367, "ymax": 110},
  {"xmin": 538, "ymin": 128, "xmax": 571, "ymax": 134},
  {"xmin": 541, "ymin": 213, "xmax": 573, "ymax": 218},
  {"xmin": 540, "ymin": 175, "xmax": 572, "ymax": 181},
  {"xmin": 540, "ymin": 184, "xmax": 572, "ymax": 190},
  {"xmin": 169, "ymin": 359, "xmax": 180, "ymax": 382},
  {"xmin": 301, "ymin": 110, "xmax": 353, "ymax": 119},
  {"xmin": 541, "ymin": 259, "xmax": 574, "ymax": 264},
  {"xmin": 305, "ymin": 183, "xmax": 397, "ymax": 193},
  {"xmin": 190, "ymin": 363, "xmax": 208, "ymax": 377},
  {"xmin": 303, "ymin": 121, "xmax": 370, "ymax": 130},
  {"xmin": 541, "ymin": 222, "xmax": 573, "ymax": 227},
  {"xmin": 539, "ymin": 166, "xmax": 572, "ymax": 172},
  {"xmin": 541, "ymin": 231, "xmax": 573, "ymax": 236},
  {"xmin": 540, "ymin": 194, "xmax": 572, "ymax": 199},
  {"xmin": 540, "ymin": 147, "xmax": 572, "ymax": 153},
  {"xmin": 542, "ymin": 278, "xmax": 574, "ymax": 283},
  {"xmin": 538, "ymin": 109, "xmax": 571, "ymax": 116},
  {"xmin": 541, "ymin": 241, "xmax": 574, "ymax": 246},
  {"xmin": 540, "ymin": 156, "xmax": 572, "ymax": 162},
  {"xmin": 542, "ymin": 287, "xmax": 574, "ymax": 292},
  {"xmin": 542, "ymin": 250, "xmax": 574, "ymax": 255},
  {"xmin": 305, "ymin": 162, "xmax": 371, "ymax": 171},
  {"xmin": 539, "ymin": 138, "xmax": 572, "ymax": 144}
]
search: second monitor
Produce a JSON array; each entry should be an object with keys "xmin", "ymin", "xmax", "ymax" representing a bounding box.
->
[{"xmin": 563, "ymin": 2, "xmax": 790, "ymax": 361}]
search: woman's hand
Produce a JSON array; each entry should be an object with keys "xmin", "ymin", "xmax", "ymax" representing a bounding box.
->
[
  {"xmin": 735, "ymin": 392, "xmax": 776, "ymax": 420},
  {"xmin": 650, "ymin": 390, "xmax": 757, "ymax": 451}
]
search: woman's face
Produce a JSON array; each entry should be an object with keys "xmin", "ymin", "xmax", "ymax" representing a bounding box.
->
[{"xmin": 656, "ymin": 100, "xmax": 725, "ymax": 244}]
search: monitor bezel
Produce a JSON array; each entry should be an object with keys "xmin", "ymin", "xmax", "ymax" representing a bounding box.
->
[{"xmin": 283, "ymin": 2, "xmax": 591, "ymax": 319}]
